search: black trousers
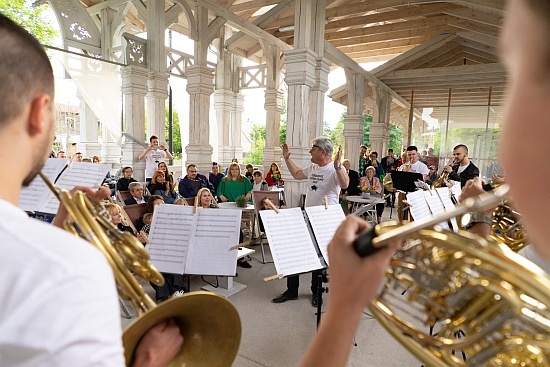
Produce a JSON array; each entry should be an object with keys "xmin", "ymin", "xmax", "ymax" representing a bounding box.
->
[
  {"xmin": 286, "ymin": 269, "xmax": 323, "ymax": 296},
  {"xmin": 151, "ymin": 273, "xmax": 185, "ymax": 301}
]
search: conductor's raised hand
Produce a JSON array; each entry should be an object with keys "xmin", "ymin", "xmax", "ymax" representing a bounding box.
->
[
  {"xmin": 333, "ymin": 146, "xmax": 343, "ymax": 168},
  {"xmin": 282, "ymin": 143, "xmax": 291, "ymax": 159},
  {"xmin": 327, "ymin": 216, "xmax": 400, "ymax": 312}
]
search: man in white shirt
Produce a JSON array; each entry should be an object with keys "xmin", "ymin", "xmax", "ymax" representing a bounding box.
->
[
  {"xmin": 272, "ymin": 137, "xmax": 349, "ymax": 307},
  {"xmin": 138, "ymin": 135, "xmax": 173, "ymax": 181},
  {"xmin": 405, "ymin": 145, "xmax": 429, "ymax": 181},
  {"xmin": 0, "ymin": 14, "xmax": 181, "ymax": 367}
]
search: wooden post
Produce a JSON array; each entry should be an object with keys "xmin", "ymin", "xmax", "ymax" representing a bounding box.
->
[{"xmin": 406, "ymin": 90, "xmax": 414, "ymax": 147}]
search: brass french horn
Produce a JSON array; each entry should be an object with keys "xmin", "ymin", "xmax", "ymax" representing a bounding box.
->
[
  {"xmin": 432, "ymin": 159, "xmax": 458, "ymax": 189},
  {"xmin": 39, "ymin": 173, "xmax": 241, "ymax": 367},
  {"xmin": 354, "ymin": 185, "xmax": 550, "ymax": 366}
]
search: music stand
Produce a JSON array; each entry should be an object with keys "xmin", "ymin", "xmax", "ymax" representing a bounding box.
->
[{"xmin": 391, "ymin": 171, "xmax": 423, "ymax": 193}]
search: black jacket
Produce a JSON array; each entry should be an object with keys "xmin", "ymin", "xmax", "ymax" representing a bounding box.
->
[
  {"xmin": 448, "ymin": 162, "xmax": 480, "ymax": 187},
  {"xmin": 343, "ymin": 169, "xmax": 361, "ymax": 196},
  {"xmin": 124, "ymin": 195, "xmax": 150, "ymax": 206}
]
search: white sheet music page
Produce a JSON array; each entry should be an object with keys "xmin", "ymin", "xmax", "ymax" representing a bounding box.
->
[
  {"xmin": 406, "ymin": 190, "xmax": 432, "ymax": 220},
  {"xmin": 185, "ymin": 208, "xmax": 241, "ymax": 276},
  {"xmin": 423, "ymin": 190, "xmax": 450, "ymax": 230},
  {"xmin": 41, "ymin": 162, "xmax": 110, "ymax": 214},
  {"xmin": 260, "ymin": 207, "xmax": 323, "ymax": 277},
  {"xmin": 435, "ymin": 187, "xmax": 459, "ymax": 231},
  {"xmin": 18, "ymin": 158, "xmax": 67, "ymax": 212},
  {"xmin": 305, "ymin": 204, "xmax": 346, "ymax": 266},
  {"xmin": 148, "ymin": 205, "xmax": 197, "ymax": 274}
]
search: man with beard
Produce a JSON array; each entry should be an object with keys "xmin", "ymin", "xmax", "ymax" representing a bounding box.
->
[
  {"xmin": 0, "ymin": 14, "xmax": 181, "ymax": 367},
  {"xmin": 443, "ymin": 144, "xmax": 480, "ymax": 188}
]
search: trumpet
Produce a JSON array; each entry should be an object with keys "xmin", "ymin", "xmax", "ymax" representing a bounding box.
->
[
  {"xmin": 39, "ymin": 173, "xmax": 241, "ymax": 367},
  {"xmin": 354, "ymin": 184, "xmax": 550, "ymax": 366},
  {"xmin": 432, "ymin": 159, "xmax": 458, "ymax": 188}
]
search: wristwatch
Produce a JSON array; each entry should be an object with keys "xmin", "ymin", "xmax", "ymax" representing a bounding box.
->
[{"xmin": 460, "ymin": 212, "xmax": 492, "ymax": 229}]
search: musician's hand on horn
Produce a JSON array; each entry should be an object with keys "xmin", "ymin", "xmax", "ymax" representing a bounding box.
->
[
  {"xmin": 132, "ymin": 318, "xmax": 183, "ymax": 367},
  {"xmin": 459, "ymin": 177, "xmax": 493, "ymax": 237},
  {"xmin": 301, "ymin": 216, "xmax": 400, "ymax": 367},
  {"xmin": 52, "ymin": 186, "xmax": 111, "ymax": 229},
  {"xmin": 443, "ymin": 164, "xmax": 454, "ymax": 173}
]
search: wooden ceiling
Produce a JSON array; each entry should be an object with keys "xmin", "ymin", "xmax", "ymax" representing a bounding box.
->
[{"xmin": 81, "ymin": 0, "xmax": 506, "ymax": 110}]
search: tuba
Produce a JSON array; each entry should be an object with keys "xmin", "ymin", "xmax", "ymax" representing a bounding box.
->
[
  {"xmin": 354, "ymin": 185, "xmax": 550, "ymax": 366},
  {"xmin": 39, "ymin": 173, "xmax": 241, "ymax": 367}
]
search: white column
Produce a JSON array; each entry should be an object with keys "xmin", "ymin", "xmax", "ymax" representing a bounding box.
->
[
  {"xmin": 78, "ymin": 92, "xmax": 102, "ymax": 158},
  {"xmin": 370, "ymin": 86, "xmax": 392, "ymax": 156},
  {"xmin": 343, "ymin": 70, "xmax": 366, "ymax": 170},
  {"xmin": 185, "ymin": 65, "xmax": 215, "ymax": 170},
  {"xmin": 121, "ymin": 66, "xmax": 148, "ymax": 181},
  {"xmin": 213, "ymin": 89, "xmax": 233, "ymax": 164}
]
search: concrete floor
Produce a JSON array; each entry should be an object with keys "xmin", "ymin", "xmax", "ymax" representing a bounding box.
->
[{"xmin": 122, "ymin": 204, "xmax": 422, "ymax": 367}]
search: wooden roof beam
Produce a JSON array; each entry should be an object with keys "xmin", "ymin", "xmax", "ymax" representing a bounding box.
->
[
  {"xmin": 442, "ymin": 6, "xmax": 503, "ymax": 28},
  {"xmin": 380, "ymin": 63, "xmax": 504, "ymax": 79},
  {"xmin": 335, "ymin": 36, "xmax": 431, "ymax": 55}
]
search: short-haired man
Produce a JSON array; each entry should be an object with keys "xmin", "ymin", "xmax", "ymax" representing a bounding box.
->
[
  {"xmin": 209, "ymin": 162, "xmax": 224, "ymax": 194},
  {"xmin": 56, "ymin": 150, "xmax": 67, "ymax": 159},
  {"xmin": 138, "ymin": 135, "xmax": 173, "ymax": 181},
  {"xmin": 341, "ymin": 159, "xmax": 360, "ymax": 196},
  {"xmin": 178, "ymin": 164, "xmax": 215, "ymax": 198},
  {"xmin": 125, "ymin": 182, "xmax": 150, "ymax": 205},
  {"xmin": 381, "ymin": 149, "xmax": 395, "ymax": 174},
  {"xmin": 444, "ymin": 144, "xmax": 479, "ymax": 188},
  {"xmin": 244, "ymin": 164, "xmax": 254, "ymax": 182},
  {"xmin": 358, "ymin": 145, "xmax": 368, "ymax": 177},
  {"xmin": 272, "ymin": 137, "xmax": 349, "ymax": 307},
  {"xmin": 72, "ymin": 151, "xmax": 83, "ymax": 163},
  {"xmin": 365, "ymin": 151, "xmax": 383, "ymax": 178},
  {"xmin": 116, "ymin": 166, "xmax": 138, "ymax": 192},
  {"xmin": 0, "ymin": 13, "xmax": 181, "ymax": 366},
  {"xmin": 404, "ymin": 145, "xmax": 429, "ymax": 181}
]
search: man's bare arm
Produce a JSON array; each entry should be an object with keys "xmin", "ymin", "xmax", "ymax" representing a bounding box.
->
[{"xmin": 282, "ymin": 143, "xmax": 307, "ymax": 179}]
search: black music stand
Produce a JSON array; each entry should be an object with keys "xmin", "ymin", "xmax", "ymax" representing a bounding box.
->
[{"xmin": 391, "ymin": 171, "xmax": 424, "ymax": 193}]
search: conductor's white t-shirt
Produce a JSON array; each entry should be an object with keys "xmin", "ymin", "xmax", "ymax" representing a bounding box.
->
[{"xmin": 302, "ymin": 163, "xmax": 341, "ymax": 208}]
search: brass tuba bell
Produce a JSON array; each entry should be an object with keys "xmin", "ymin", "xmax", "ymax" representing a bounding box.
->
[{"xmin": 39, "ymin": 173, "xmax": 241, "ymax": 367}]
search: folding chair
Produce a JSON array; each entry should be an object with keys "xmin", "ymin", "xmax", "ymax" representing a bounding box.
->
[{"xmin": 252, "ymin": 190, "xmax": 280, "ymax": 263}]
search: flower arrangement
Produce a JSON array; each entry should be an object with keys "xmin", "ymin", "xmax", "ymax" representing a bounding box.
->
[
  {"xmin": 235, "ymin": 195, "xmax": 248, "ymax": 208},
  {"xmin": 272, "ymin": 172, "xmax": 281, "ymax": 182},
  {"xmin": 360, "ymin": 184, "xmax": 378, "ymax": 194}
]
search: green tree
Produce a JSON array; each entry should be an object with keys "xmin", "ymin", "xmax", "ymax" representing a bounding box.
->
[
  {"xmin": 326, "ymin": 118, "xmax": 345, "ymax": 155},
  {"xmin": 165, "ymin": 106, "xmax": 181, "ymax": 158},
  {"xmin": 388, "ymin": 124, "xmax": 403, "ymax": 153},
  {"xmin": 245, "ymin": 123, "xmax": 266, "ymax": 165},
  {"xmin": 0, "ymin": 0, "xmax": 58, "ymax": 45}
]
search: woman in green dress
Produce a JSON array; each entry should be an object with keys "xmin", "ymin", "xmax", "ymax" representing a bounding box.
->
[{"xmin": 217, "ymin": 162, "xmax": 253, "ymax": 202}]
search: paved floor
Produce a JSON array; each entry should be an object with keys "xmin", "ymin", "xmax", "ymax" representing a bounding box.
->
[{"xmin": 122, "ymin": 204, "xmax": 422, "ymax": 367}]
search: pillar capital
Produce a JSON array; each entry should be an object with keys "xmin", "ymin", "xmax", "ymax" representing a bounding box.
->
[
  {"xmin": 146, "ymin": 71, "xmax": 169, "ymax": 98},
  {"xmin": 283, "ymin": 48, "xmax": 318, "ymax": 87},
  {"xmin": 311, "ymin": 57, "xmax": 331, "ymax": 93},
  {"xmin": 121, "ymin": 66, "xmax": 148, "ymax": 95},
  {"xmin": 186, "ymin": 65, "xmax": 215, "ymax": 95}
]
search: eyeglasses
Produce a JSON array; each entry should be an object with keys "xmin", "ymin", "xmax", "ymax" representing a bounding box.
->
[{"xmin": 311, "ymin": 144, "xmax": 322, "ymax": 150}]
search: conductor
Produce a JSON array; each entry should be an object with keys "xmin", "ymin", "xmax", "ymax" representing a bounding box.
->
[{"xmin": 272, "ymin": 137, "xmax": 349, "ymax": 306}]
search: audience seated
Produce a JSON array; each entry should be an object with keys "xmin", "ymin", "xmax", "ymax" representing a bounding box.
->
[
  {"xmin": 116, "ymin": 166, "xmax": 137, "ymax": 192},
  {"xmin": 217, "ymin": 163, "xmax": 253, "ymax": 202},
  {"xmin": 124, "ymin": 182, "xmax": 149, "ymax": 206},
  {"xmin": 157, "ymin": 162, "xmax": 174, "ymax": 184},
  {"xmin": 266, "ymin": 162, "xmax": 284, "ymax": 187},
  {"xmin": 252, "ymin": 170, "xmax": 269, "ymax": 191},
  {"xmin": 178, "ymin": 164, "xmax": 215, "ymax": 198},
  {"xmin": 148, "ymin": 170, "xmax": 177, "ymax": 204}
]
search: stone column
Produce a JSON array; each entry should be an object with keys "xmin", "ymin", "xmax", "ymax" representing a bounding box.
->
[
  {"xmin": 146, "ymin": 72, "xmax": 169, "ymax": 142},
  {"xmin": 343, "ymin": 70, "xmax": 366, "ymax": 171},
  {"xmin": 77, "ymin": 91, "xmax": 102, "ymax": 158},
  {"xmin": 283, "ymin": 0, "xmax": 327, "ymax": 208},
  {"xmin": 121, "ymin": 66, "xmax": 148, "ymax": 181},
  {"xmin": 370, "ymin": 85, "xmax": 392, "ymax": 157},
  {"xmin": 185, "ymin": 65, "xmax": 215, "ymax": 170},
  {"xmin": 308, "ymin": 57, "xmax": 331, "ymax": 141},
  {"xmin": 213, "ymin": 89, "xmax": 233, "ymax": 165},
  {"xmin": 230, "ymin": 91, "xmax": 244, "ymax": 162}
]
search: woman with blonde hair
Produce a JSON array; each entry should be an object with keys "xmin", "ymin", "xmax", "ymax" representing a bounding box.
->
[
  {"xmin": 359, "ymin": 166, "xmax": 384, "ymax": 223},
  {"xmin": 104, "ymin": 202, "xmax": 134, "ymax": 234},
  {"xmin": 217, "ymin": 162, "xmax": 253, "ymax": 202}
]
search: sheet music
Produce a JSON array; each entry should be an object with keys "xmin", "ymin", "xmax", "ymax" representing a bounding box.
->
[
  {"xmin": 435, "ymin": 187, "xmax": 459, "ymax": 231},
  {"xmin": 305, "ymin": 204, "xmax": 346, "ymax": 266},
  {"xmin": 406, "ymin": 190, "xmax": 432, "ymax": 221},
  {"xmin": 18, "ymin": 158, "xmax": 67, "ymax": 212},
  {"xmin": 185, "ymin": 208, "xmax": 241, "ymax": 276},
  {"xmin": 41, "ymin": 162, "xmax": 110, "ymax": 214},
  {"xmin": 148, "ymin": 205, "xmax": 197, "ymax": 274},
  {"xmin": 450, "ymin": 180, "xmax": 462, "ymax": 200},
  {"xmin": 260, "ymin": 207, "xmax": 323, "ymax": 277},
  {"xmin": 423, "ymin": 190, "xmax": 450, "ymax": 230}
]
